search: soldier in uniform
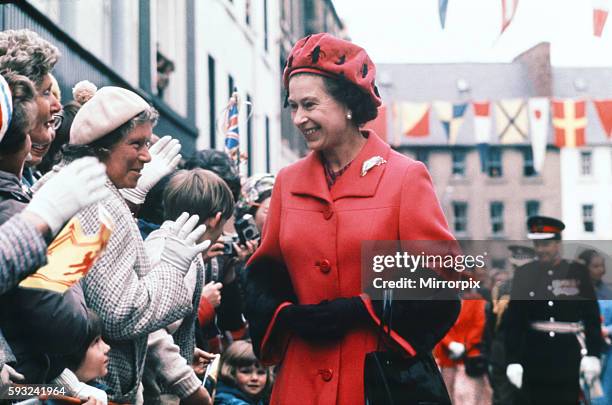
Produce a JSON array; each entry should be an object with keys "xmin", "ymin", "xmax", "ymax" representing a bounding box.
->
[{"xmin": 505, "ymin": 216, "xmax": 602, "ymax": 405}]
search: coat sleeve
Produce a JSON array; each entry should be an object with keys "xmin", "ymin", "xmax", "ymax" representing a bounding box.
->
[
  {"xmin": 464, "ymin": 300, "xmax": 486, "ymax": 357},
  {"xmin": 0, "ymin": 214, "xmax": 48, "ymax": 296},
  {"xmin": 244, "ymin": 170, "xmax": 297, "ymax": 365},
  {"xmin": 81, "ymin": 194, "xmax": 192, "ymax": 341},
  {"xmin": 361, "ymin": 162, "xmax": 460, "ymax": 355},
  {"xmin": 578, "ymin": 264, "xmax": 603, "ymax": 357}
]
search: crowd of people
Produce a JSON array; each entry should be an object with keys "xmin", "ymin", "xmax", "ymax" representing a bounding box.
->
[{"xmin": 0, "ymin": 27, "xmax": 610, "ymax": 405}]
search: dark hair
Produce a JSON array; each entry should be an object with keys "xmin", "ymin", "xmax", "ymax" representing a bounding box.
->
[
  {"xmin": 284, "ymin": 73, "xmax": 379, "ymax": 127},
  {"xmin": 579, "ymin": 249, "xmax": 601, "ymax": 267},
  {"xmin": 0, "ymin": 72, "xmax": 37, "ymax": 154},
  {"xmin": 181, "ymin": 149, "xmax": 241, "ymax": 202},
  {"xmin": 63, "ymin": 309, "xmax": 103, "ymax": 371}
]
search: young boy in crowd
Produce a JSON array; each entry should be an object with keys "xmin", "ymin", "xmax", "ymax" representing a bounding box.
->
[{"xmin": 142, "ymin": 168, "xmax": 235, "ymax": 405}]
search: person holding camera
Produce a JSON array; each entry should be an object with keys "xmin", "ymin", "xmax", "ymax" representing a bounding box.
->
[{"xmin": 244, "ymin": 33, "xmax": 460, "ymax": 404}]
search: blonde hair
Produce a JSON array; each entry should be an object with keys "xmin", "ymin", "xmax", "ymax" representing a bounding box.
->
[
  {"xmin": 219, "ymin": 340, "xmax": 273, "ymax": 394},
  {"xmin": 163, "ymin": 168, "xmax": 235, "ymax": 222},
  {"xmin": 0, "ymin": 29, "xmax": 60, "ymax": 86},
  {"xmin": 49, "ymin": 73, "xmax": 61, "ymax": 102}
]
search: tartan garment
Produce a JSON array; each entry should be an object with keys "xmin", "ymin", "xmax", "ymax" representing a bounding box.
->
[{"xmin": 34, "ymin": 170, "xmax": 193, "ymax": 403}]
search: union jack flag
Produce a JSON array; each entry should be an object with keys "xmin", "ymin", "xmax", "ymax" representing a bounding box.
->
[{"xmin": 225, "ymin": 97, "xmax": 239, "ymax": 151}]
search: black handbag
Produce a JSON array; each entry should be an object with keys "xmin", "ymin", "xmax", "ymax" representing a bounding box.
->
[
  {"xmin": 464, "ymin": 355, "xmax": 488, "ymax": 377},
  {"xmin": 364, "ymin": 290, "xmax": 452, "ymax": 405}
]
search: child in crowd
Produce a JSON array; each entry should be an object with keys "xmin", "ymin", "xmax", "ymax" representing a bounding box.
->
[{"xmin": 215, "ymin": 340, "xmax": 272, "ymax": 405}]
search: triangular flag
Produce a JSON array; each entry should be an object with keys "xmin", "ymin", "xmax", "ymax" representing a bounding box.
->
[
  {"xmin": 495, "ymin": 99, "xmax": 529, "ymax": 144},
  {"xmin": 552, "ymin": 99, "xmax": 587, "ymax": 148},
  {"xmin": 434, "ymin": 101, "xmax": 468, "ymax": 145},
  {"xmin": 396, "ymin": 102, "xmax": 430, "ymax": 137},
  {"xmin": 528, "ymin": 98, "xmax": 550, "ymax": 173},
  {"xmin": 501, "ymin": 0, "xmax": 519, "ymax": 35},
  {"xmin": 473, "ymin": 101, "xmax": 491, "ymax": 173},
  {"xmin": 593, "ymin": 99, "xmax": 612, "ymax": 138},
  {"xmin": 439, "ymin": 0, "xmax": 449, "ymax": 29},
  {"xmin": 593, "ymin": 0, "xmax": 609, "ymax": 37}
]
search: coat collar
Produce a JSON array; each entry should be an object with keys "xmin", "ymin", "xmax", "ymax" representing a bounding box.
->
[{"xmin": 290, "ymin": 130, "xmax": 391, "ymax": 202}]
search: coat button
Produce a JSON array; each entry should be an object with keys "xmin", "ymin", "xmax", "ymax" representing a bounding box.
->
[
  {"xmin": 317, "ymin": 259, "xmax": 331, "ymax": 274},
  {"xmin": 319, "ymin": 368, "xmax": 333, "ymax": 382},
  {"xmin": 323, "ymin": 207, "xmax": 333, "ymax": 220},
  {"xmin": 548, "ymin": 270, "xmax": 553, "ymax": 276},
  {"xmin": 548, "ymin": 300, "xmax": 554, "ymax": 307},
  {"xmin": 549, "ymin": 331, "xmax": 555, "ymax": 338}
]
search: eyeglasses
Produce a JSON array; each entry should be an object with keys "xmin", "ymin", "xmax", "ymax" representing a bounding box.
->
[{"xmin": 51, "ymin": 114, "xmax": 63, "ymax": 131}]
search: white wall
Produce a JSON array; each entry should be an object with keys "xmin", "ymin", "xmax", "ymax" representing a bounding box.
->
[
  {"xmin": 195, "ymin": 0, "xmax": 283, "ymax": 174},
  {"xmin": 561, "ymin": 146, "xmax": 612, "ymax": 239}
]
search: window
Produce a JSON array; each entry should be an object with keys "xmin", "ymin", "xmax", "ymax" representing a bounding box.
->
[
  {"xmin": 488, "ymin": 148, "xmax": 502, "ymax": 177},
  {"xmin": 263, "ymin": 0, "xmax": 269, "ymax": 51},
  {"xmin": 490, "ymin": 202, "xmax": 504, "ymax": 235},
  {"xmin": 247, "ymin": 94, "xmax": 253, "ymax": 176},
  {"xmin": 245, "ymin": 0, "xmax": 251, "ymax": 25},
  {"xmin": 265, "ymin": 115, "xmax": 271, "ymax": 172},
  {"xmin": 452, "ymin": 202, "xmax": 468, "ymax": 234},
  {"xmin": 526, "ymin": 200, "xmax": 540, "ymax": 218},
  {"xmin": 582, "ymin": 204, "xmax": 595, "ymax": 232},
  {"xmin": 228, "ymin": 74, "xmax": 235, "ymax": 99},
  {"xmin": 208, "ymin": 55, "xmax": 216, "ymax": 149},
  {"xmin": 415, "ymin": 150, "xmax": 429, "ymax": 168},
  {"xmin": 581, "ymin": 151, "xmax": 592, "ymax": 176},
  {"xmin": 523, "ymin": 148, "xmax": 536, "ymax": 177},
  {"xmin": 451, "ymin": 150, "xmax": 466, "ymax": 176}
]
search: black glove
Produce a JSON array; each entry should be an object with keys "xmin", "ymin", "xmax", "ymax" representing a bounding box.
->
[{"xmin": 278, "ymin": 297, "xmax": 369, "ymax": 341}]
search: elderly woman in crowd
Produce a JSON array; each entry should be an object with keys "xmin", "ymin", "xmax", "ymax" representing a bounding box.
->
[
  {"xmin": 0, "ymin": 29, "xmax": 62, "ymax": 187},
  {"xmin": 35, "ymin": 86, "xmax": 210, "ymax": 403},
  {"xmin": 245, "ymin": 33, "xmax": 460, "ymax": 404}
]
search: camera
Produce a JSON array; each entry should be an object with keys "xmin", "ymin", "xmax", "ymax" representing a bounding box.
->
[
  {"xmin": 235, "ymin": 214, "xmax": 260, "ymax": 246},
  {"xmin": 222, "ymin": 234, "xmax": 239, "ymax": 256}
]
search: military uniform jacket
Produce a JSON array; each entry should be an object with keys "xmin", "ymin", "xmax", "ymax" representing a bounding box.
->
[
  {"xmin": 505, "ymin": 259, "xmax": 602, "ymax": 365},
  {"xmin": 245, "ymin": 131, "xmax": 460, "ymax": 405}
]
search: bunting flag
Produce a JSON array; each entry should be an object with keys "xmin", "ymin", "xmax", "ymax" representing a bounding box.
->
[
  {"xmin": 439, "ymin": 0, "xmax": 449, "ymax": 29},
  {"xmin": 528, "ymin": 98, "xmax": 550, "ymax": 173},
  {"xmin": 593, "ymin": 99, "xmax": 612, "ymax": 138},
  {"xmin": 224, "ymin": 93, "xmax": 240, "ymax": 152},
  {"xmin": 593, "ymin": 0, "xmax": 609, "ymax": 37},
  {"xmin": 19, "ymin": 205, "xmax": 113, "ymax": 294},
  {"xmin": 433, "ymin": 101, "xmax": 468, "ymax": 145},
  {"xmin": 473, "ymin": 101, "xmax": 491, "ymax": 172},
  {"xmin": 501, "ymin": 0, "xmax": 519, "ymax": 35},
  {"xmin": 495, "ymin": 99, "xmax": 529, "ymax": 144},
  {"xmin": 552, "ymin": 99, "xmax": 587, "ymax": 148},
  {"xmin": 395, "ymin": 102, "xmax": 430, "ymax": 137}
]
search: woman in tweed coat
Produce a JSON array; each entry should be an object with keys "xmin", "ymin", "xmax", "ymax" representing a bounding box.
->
[{"xmin": 35, "ymin": 86, "xmax": 210, "ymax": 404}]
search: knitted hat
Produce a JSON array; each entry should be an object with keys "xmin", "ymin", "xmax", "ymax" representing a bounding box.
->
[
  {"xmin": 0, "ymin": 74, "xmax": 13, "ymax": 143},
  {"xmin": 69, "ymin": 86, "xmax": 149, "ymax": 145},
  {"xmin": 282, "ymin": 33, "xmax": 381, "ymax": 107}
]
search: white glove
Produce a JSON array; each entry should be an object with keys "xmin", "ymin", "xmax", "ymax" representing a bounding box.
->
[
  {"xmin": 581, "ymin": 356, "xmax": 601, "ymax": 385},
  {"xmin": 158, "ymin": 212, "xmax": 211, "ymax": 273},
  {"xmin": 25, "ymin": 157, "xmax": 110, "ymax": 235},
  {"xmin": 447, "ymin": 341, "xmax": 465, "ymax": 360},
  {"xmin": 120, "ymin": 135, "xmax": 181, "ymax": 204},
  {"xmin": 0, "ymin": 364, "xmax": 24, "ymax": 388},
  {"xmin": 506, "ymin": 363, "xmax": 523, "ymax": 389}
]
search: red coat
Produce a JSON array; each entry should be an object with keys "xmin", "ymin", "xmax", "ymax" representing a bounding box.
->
[
  {"xmin": 434, "ymin": 299, "xmax": 487, "ymax": 367},
  {"xmin": 246, "ymin": 131, "xmax": 458, "ymax": 405}
]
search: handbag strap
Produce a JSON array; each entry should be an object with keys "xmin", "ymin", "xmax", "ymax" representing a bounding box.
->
[{"xmin": 376, "ymin": 289, "xmax": 394, "ymax": 351}]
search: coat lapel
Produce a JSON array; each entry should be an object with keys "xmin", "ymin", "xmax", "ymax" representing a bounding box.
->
[{"xmin": 289, "ymin": 150, "xmax": 332, "ymax": 203}]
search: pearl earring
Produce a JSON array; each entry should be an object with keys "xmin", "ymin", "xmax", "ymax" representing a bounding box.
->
[{"xmin": 346, "ymin": 111, "xmax": 352, "ymax": 120}]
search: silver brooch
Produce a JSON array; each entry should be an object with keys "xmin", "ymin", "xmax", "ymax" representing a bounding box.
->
[{"xmin": 361, "ymin": 156, "xmax": 387, "ymax": 177}]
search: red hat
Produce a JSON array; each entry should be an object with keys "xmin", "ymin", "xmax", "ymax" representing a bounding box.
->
[{"xmin": 283, "ymin": 33, "xmax": 382, "ymax": 107}]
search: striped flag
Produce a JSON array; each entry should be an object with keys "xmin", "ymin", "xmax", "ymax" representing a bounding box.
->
[
  {"xmin": 224, "ymin": 95, "xmax": 240, "ymax": 152},
  {"xmin": 501, "ymin": 0, "xmax": 519, "ymax": 35},
  {"xmin": 434, "ymin": 101, "xmax": 468, "ymax": 145},
  {"xmin": 528, "ymin": 98, "xmax": 550, "ymax": 173},
  {"xmin": 593, "ymin": 0, "xmax": 609, "ymax": 37},
  {"xmin": 552, "ymin": 99, "xmax": 587, "ymax": 148},
  {"xmin": 473, "ymin": 101, "xmax": 491, "ymax": 173},
  {"xmin": 0, "ymin": 74, "xmax": 13, "ymax": 142},
  {"xmin": 593, "ymin": 99, "xmax": 612, "ymax": 138}
]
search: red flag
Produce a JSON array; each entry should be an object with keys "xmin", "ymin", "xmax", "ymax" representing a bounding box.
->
[
  {"xmin": 593, "ymin": 0, "xmax": 609, "ymax": 37},
  {"xmin": 552, "ymin": 99, "xmax": 587, "ymax": 148},
  {"xmin": 593, "ymin": 99, "xmax": 612, "ymax": 138},
  {"xmin": 501, "ymin": 0, "xmax": 519, "ymax": 35}
]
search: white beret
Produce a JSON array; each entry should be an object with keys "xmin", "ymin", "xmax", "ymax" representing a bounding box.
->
[
  {"xmin": 69, "ymin": 86, "xmax": 150, "ymax": 145},
  {"xmin": 0, "ymin": 74, "xmax": 13, "ymax": 144}
]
